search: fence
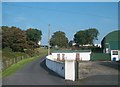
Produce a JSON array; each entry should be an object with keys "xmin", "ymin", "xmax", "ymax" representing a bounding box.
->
[
  {"xmin": 90, "ymin": 53, "xmax": 111, "ymax": 61},
  {"xmin": 2, "ymin": 56, "xmax": 28, "ymax": 71}
]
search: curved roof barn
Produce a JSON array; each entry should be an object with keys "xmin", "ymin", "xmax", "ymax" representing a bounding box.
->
[{"xmin": 101, "ymin": 30, "xmax": 120, "ymax": 50}]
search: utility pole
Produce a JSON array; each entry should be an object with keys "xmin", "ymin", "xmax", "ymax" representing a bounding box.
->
[{"xmin": 48, "ymin": 24, "xmax": 50, "ymax": 55}]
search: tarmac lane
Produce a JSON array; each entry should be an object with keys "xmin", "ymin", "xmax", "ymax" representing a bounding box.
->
[
  {"xmin": 2, "ymin": 57, "xmax": 67, "ymax": 85},
  {"xmin": 2, "ymin": 56, "xmax": 119, "ymax": 86}
]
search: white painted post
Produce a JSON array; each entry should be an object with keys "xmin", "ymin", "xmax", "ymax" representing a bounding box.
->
[
  {"xmin": 65, "ymin": 60, "xmax": 75, "ymax": 81},
  {"xmin": 118, "ymin": 50, "xmax": 120, "ymax": 61}
]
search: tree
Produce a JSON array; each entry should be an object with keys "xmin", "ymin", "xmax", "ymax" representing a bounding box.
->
[
  {"xmin": 50, "ymin": 31, "xmax": 68, "ymax": 48},
  {"xmin": 2, "ymin": 26, "xmax": 27, "ymax": 52},
  {"xmin": 74, "ymin": 28, "xmax": 99, "ymax": 45},
  {"xmin": 86, "ymin": 28, "xmax": 99, "ymax": 44},
  {"xmin": 74, "ymin": 30, "xmax": 87, "ymax": 45},
  {"xmin": 26, "ymin": 28, "xmax": 42, "ymax": 48}
]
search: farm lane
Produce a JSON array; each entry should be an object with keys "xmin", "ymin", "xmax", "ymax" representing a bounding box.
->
[
  {"xmin": 2, "ymin": 56, "xmax": 119, "ymax": 85},
  {"xmin": 2, "ymin": 57, "xmax": 68, "ymax": 85}
]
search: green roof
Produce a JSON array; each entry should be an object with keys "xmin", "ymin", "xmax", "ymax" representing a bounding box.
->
[
  {"xmin": 52, "ymin": 50, "xmax": 91, "ymax": 53},
  {"xmin": 101, "ymin": 30, "xmax": 120, "ymax": 49},
  {"xmin": 104, "ymin": 30, "xmax": 120, "ymax": 43},
  {"xmin": 109, "ymin": 41, "xmax": 120, "ymax": 50}
]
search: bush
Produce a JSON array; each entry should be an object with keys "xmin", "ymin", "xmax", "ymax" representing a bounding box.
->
[
  {"xmin": 3, "ymin": 47, "xmax": 13, "ymax": 52},
  {"xmin": 24, "ymin": 49, "xmax": 35, "ymax": 57}
]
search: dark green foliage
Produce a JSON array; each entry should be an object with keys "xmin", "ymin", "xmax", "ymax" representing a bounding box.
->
[
  {"xmin": 26, "ymin": 28, "xmax": 42, "ymax": 48},
  {"xmin": 50, "ymin": 31, "xmax": 68, "ymax": 48},
  {"xmin": 24, "ymin": 49, "xmax": 35, "ymax": 57},
  {"xmin": 2, "ymin": 26, "xmax": 28, "ymax": 52},
  {"xmin": 74, "ymin": 28, "xmax": 99, "ymax": 45},
  {"xmin": 2, "ymin": 47, "xmax": 13, "ymax": 52},
  {"xmin": 2, "ymin": 26, "xmax": 42, "ymax": 52},
  {"xmin": 74, "ymin": 30, "xmax": 87, "ymax": 45},
  {"xmin": 0, "ymin": 27, "xmax": 2, "ymax": 50}
]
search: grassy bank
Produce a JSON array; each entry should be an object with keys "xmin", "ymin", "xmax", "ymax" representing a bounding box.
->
[{"xmin": 2, "ymin": 48, "xmax": 48, "ymax": 77}]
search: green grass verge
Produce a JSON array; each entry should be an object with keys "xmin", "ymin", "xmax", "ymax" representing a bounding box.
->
[
  {"xmin": 2, "ymin": 48, "xmax": 48, "ymax": 78},
  {"xmin": 2, "ymin": 56, "xmax": 37, "ymax": 77}
]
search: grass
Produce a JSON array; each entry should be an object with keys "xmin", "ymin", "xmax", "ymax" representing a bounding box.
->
[
  {"xmin": 2, "ymin": 49, "xmax": 29, "ymax": 61},
  {"xmin": 2, "ymin": 57, "xmax": 35, "ymax": 77},
  {"xmin": 2, "ymin": 48, "xmax": 48, "ymax": 78}
]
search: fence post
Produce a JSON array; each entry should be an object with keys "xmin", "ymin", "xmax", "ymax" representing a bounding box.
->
[
  {"xmin": 10, "ymin": 59, "xmax": 12, "ymax": 65},
  {"xmin": 21, "ymin": 56, "xmax": 23, "ymax": 60},
  {"xmin": 14, "ymin": 58, "xmax": 16, "ymax": 63},
  {"xmin": 75, "ymin": 60, "xmax": 79, "ymax": 81},
  {"xmin": 6, "ymin": 61, "xmax": 9, "ymax": 68}
]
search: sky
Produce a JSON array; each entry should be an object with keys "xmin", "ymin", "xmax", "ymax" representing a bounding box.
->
[
  {"xmin": 2, "ymin": 0, "xmax": 120, "ymax": 2},
  {"xmin": 2, "ymin": 2, "xmax": 118, "ymax": 45}
]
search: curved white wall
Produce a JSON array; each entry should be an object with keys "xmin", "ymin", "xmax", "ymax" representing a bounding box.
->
[
  {"xmin": 51, "ymin": 52, "xmax": 91, "ymax": 61},
  {"xmin": 46, "ymin": 58, "xmax": 65, "ymax": 78}
]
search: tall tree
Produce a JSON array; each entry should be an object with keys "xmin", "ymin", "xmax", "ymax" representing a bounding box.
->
[
  {"xmin": 87, "ymin": 28, "xmax": 99, "ymax": 44},
  {"xmin": 74, "ymin": 28, "xmax": 99, "ymax": 45},
  {"xmin": 26, "ymin": 28, "xmax": 42, "ymax": 48},
  {"xmin": 50, "ymin": 31, "xmax": 68, "ymax": 48},
  {"xmin": 74, "ymin": 30, "xmax": 87, "ymax": 45},
  {"xmin": 2, "ymin": 26, "xmax": 27, "ymax": 52}
]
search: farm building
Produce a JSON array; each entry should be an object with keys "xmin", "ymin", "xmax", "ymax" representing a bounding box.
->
[
  {"xmin": 101, "ymin": 30, "xmax": 120, "ymax": 61},
  {"xmin": 49, "ymin": 50, "xmax": 91, "ymax": 61},
  {"xmin": 109, "ymin": 41, "xmax": 120, "ymax": 61},
  {"xmin": 46, "ymin": 50, "xmax": 91, "ymax": 81}
]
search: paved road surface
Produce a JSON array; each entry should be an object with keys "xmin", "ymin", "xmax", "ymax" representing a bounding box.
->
[
  {"xmin": 75, "ymin": 61, "xmax": 119, "ymax": 85},
  {"xmin": 2, "ymin": 57, "xmax": 70, "ymax": 85},
  {"xmin": 2, "ymin": 57, "xmax": 119, "ymax": 86}
]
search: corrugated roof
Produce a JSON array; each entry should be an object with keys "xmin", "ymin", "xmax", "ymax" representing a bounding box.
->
[
  {"xmin": 101, "ymin": 30, "xmax": 120, "ymax": 49},
  {"xmin": 109, "ymin": 41, "xmax": 120, "ymax": 50},
  {"xmin": 52, "ymin": 50, "xmax": 91, "ymax": 53},
  {"xmin": 104, "ymin": 30, "xmax": 120, "ymax": 43}
]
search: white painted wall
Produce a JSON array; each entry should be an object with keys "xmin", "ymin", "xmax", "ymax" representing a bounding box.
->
[
  {"xmin": 46, "ymin": 57, "xmax": 65, "ymax": 77},
  {"xmin": 80, "ymin": 53, "xmax": 90, "ymax": 61},
  {"xmin": 118, "ymin": 51, "xmax": 120, "ymax": 61},
  {"xmin": 65, "ymin": 60, "xmax": 75, "ymax": 81},
  {"xmin": 52, "ymin": 52, "xmax": 91, "ymax": 61},
  {"xmin": 46, "ymin": 55, "xmax": 77, "ymax": 81},
  {"xmin": 111, "ymin": 50, "xmax": 119, "ymax": 61}
]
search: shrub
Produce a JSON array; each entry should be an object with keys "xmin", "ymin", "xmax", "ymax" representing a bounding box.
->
[{"xmin": 24, "ymin": 49, "xmax": 35, "ymax": 57}]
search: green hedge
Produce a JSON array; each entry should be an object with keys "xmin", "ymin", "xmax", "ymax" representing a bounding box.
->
[{"xmin": 90, "ymin": 53, "xmax": 111, "ymax": 61}]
